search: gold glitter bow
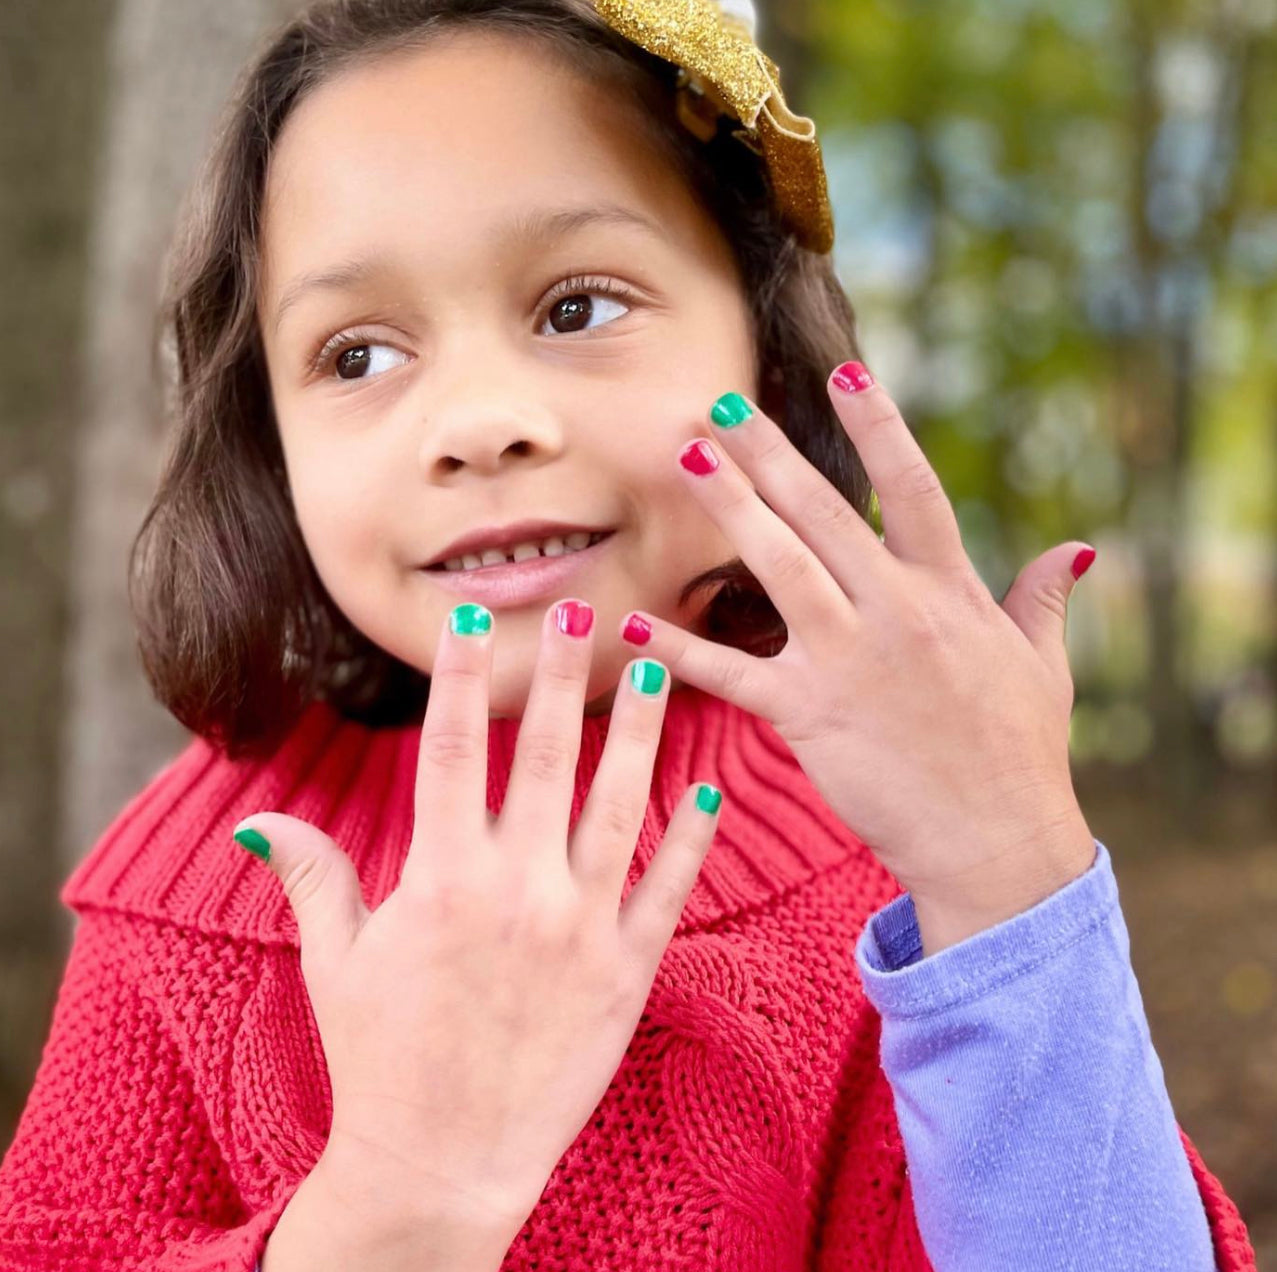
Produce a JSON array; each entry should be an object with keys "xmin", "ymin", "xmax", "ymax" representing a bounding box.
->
[{"xmin": 593, "ymin": 0, "xmax": 835, "ymax": 254}]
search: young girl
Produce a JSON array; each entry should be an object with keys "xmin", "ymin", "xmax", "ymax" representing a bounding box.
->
[{"xmin": 0, "ymin": 0, "xmax": 1258, "ymax": 1268}]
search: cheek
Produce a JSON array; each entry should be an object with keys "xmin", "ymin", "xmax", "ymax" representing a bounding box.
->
[{"xmin": 288, "ymin": 458, "xmax": 387, "ymax": 577}]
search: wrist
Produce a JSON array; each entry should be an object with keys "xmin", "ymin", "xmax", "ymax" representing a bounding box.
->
[
  {"xmin": 264, "ymin": 1142, "xmax": 525, "ymax": 1272},
  {"xmin": 910, "ymin": 818, "xmax": 1097, "ymax": 958}
]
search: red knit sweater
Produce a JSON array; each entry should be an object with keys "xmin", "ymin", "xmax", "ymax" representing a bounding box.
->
[{"xmin": 0, "ymin": 688, "xmax": 1256, "ymax": 1270}]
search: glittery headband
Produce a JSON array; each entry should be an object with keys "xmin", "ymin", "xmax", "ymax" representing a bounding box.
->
[{"xmin": 592, "ymin": 0, "xmax": 836, "ymax": 254}]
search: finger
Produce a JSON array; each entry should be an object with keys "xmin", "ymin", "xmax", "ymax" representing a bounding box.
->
[
  {"xmin": 1001, "ymin": 541, "xmax": 1096, "ymax": 682},
  {"xmin": 498, "ymin": 599, "xmax": 596, "ymax": 854},
  {"xmin": 569, "ymin": 655, "xmax": 670, "ymax": 902},
  {"xmin": 404, "ymin": 602, "xmax": 494, "ymax": 891},
  {"xmin": 827, "ymin": 361, "xmax": 968, "ymax": 571},
  {"xmin": 705, "ymin": 390, "xmax": 892, "ymax": 601},
  {"xmin": 676, "ymin": 435, "xmax": 856, "ymax": 649},
  {"xmin": 617, "ymin": 610, "xmax": 777, "ymax": 721},
  {"xmin": 618, "ymin": 779, "xmax": 722, "ymax": 975},
  {"xmin": 232, "ymin": 813, "xmax": 369, "ymax": 981}
]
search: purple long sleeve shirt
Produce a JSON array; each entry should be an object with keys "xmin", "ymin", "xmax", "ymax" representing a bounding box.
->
[{"xmin": 854, "ymin": 837, "xmax": 1215, "ymax": 1270}]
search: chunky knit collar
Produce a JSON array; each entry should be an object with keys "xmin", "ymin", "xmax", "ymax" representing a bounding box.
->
[{"xmin": 60, "ymin": 687, "xmax": 880, "ymax": 944}]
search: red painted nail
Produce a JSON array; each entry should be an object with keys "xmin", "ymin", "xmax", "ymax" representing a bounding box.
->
[
  {"xmin": 1071, "ymin": 547, "xmax": 1097, "ymax": 580},
  {"xmin": 555, "ymin": 599, "xmax": 594, "ymax": 638},
  {"xmin": 679, "ymin": 439, "xmax": 719, "ymax": 476},
  {"xmin": 832, "ymin": 360, "xmax": 875, "ymax": 393},
  {"xmin": 622, "ymin": 613, "xmax": 652, "ymax": 646}
]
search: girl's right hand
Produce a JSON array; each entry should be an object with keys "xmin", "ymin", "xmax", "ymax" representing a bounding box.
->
[{"xmin": 232, "ymin": 598, "xmax": 722, "ymax": 1247}]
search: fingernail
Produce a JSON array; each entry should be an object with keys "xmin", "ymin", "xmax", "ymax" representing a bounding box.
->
[
  {"xmin": 233, "ymin": 826, "xmax": 271, "ymax": 863},
  {"xmin": 450, "ymin": 603, "xmax": 493, "ymax": 635},
  {"xmin": 710, "ymin": 392, "xmax": 754, "ymax": 429},
  {"xmin": 679, "ymin": 439, "xmax": 719, "ymax": 476},
  {"xmin": 555, "ymin": 599, "xmax": 594, "ymax": 638},
  {"xmin": 1072, "ymin": 547, "xmax": 1097, "ymax": 580},
  {"xmin": 622, "ymin": 613, "xmax": 652, "ymax": 645},
  {"xmin": 630, "ymin": 659, "xmax": 666, "ymax": 695},
  {"xmin": 832, "ymin": 361, "xmax": 875, "ymax": 393},
  {"xmin": 695, "ymin": 783, "xmax": 723, "ymax": 815}
]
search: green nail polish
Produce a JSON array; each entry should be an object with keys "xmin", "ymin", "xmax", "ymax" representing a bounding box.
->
[
  {"xmin": 695, "ymin": 783, "xmax": 723, "ymax": 815},
  {"xmin": 710, "ymin": 392, "xmax": 754, "ymax": 429},
  {"xmin": 630, "ymin": 659, "xmax": 666, "ymax": 695},
  {"xmin": 450, "ymin": 603, "xmax": 493, "ymax": 636},
  {"xmin": 233, "ymin": 827, "xmax": 271, "ymax": 863}
]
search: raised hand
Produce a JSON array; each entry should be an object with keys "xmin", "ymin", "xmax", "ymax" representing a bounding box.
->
[
  {"xmin": 233, "ymin": 599, "xmax": 722, "ymax": 1251},
  {"xmin": 622, "ymin": 362, "xmax": 1099, "ymax": 956}
]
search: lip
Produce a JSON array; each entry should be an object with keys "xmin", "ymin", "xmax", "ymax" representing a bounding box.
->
[
  {"xmin": 424, "ymin": 518, "xmax": 614, "ymax": 569},
  {"xmin": 421, "ymin": 531, "xmax": 618, "ymax": 608}
]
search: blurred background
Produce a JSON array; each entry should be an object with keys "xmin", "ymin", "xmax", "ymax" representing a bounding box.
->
[{"xmin": 1, "ymin": 0, "xmax": 1273, "ymax": 1261}]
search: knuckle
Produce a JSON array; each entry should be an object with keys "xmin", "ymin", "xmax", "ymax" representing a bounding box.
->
[
  {"xmin": 538, "ymin": 660, "xmax": 583, "ymax": 694},
  {"xmin": 715, "ymin": 654, "xmax": 754, "ymax": 702},
  {"xmin": 807, "ymin": 485, "xmax": 855, "ymax": 537},
  {"xmin": 894, "ymin": 459, "xmax": 945, "ymax": 504},
  {"xmin": 761, "ymin": 539, "xmax": 811, "ymax": 588},
  {"xmin": 753, "ymin": 429, "xmax": 791, "ymax": 469},
  {"xmin": 280, "ymin": 851, "xmax": 334, "ymax": 909},
  {"xmin": 519, "ymin": 731, "xmax": 576, "ymax": 783},
  {"xmin": 594, "ymin": 789, "xmax": 642, "ymax": 842},
  {"xmin": 900, "ymin": 594, "xmax": 952, "ymax": 648},
  {"xmin": 648, "ymin": 873, "xmax": 689, "ymax": 921},
  {"xmin": 420, "ymin": 727, "xmax": 483, "ymax": 770}
]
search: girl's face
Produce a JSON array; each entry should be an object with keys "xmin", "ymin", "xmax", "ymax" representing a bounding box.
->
[{"xmin": 256, "ymin": 30, "xmax": 758, "ymax": 719}]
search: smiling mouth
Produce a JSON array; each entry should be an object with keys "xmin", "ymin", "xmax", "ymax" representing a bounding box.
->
[{"xmin": 425, "ymin": 529, "xmax": 616, "ymax": 573}]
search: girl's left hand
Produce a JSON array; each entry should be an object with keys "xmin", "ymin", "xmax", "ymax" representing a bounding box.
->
[{"xmin": 623, "ymin": 362, "xmax": 1099, "ymax": 956}]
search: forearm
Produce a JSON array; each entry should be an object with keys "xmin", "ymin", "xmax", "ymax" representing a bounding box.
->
[
  {"xmin": 261, "ymin": 1147, "xmax": 521, "ymax": 1272},
  {"xmin": 855, "ymin": 839, "xmax": 1218, "ymax": 1270}
]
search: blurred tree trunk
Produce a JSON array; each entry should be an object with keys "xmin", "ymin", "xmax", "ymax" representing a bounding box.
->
[
  {"xmin": 1119, "ymin": 1, "xmax": 1262, "ymax": 816},
  {"xmin": 1, "ymin": 0, "xmax": 289, "ymax": 1156},
  {"xmin": 60, "ymin": 0, "xmax": 292, "ymax": 895},
  {"xmin": 0, "ymin": 0, "xmax": 113, "ymax": 1146}
]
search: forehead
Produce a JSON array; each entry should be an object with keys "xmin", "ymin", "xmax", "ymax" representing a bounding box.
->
[{"xmin": 258, "ymin": 30, "xmax": 717, "ymax": 301}]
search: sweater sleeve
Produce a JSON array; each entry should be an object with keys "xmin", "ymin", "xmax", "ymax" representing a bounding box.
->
[
  {"xmin": 850, "ymin": 838, "xmax": 1257, "ymax": 1272},
  {"xmin": 0, "ymin": 907, "xmax": 296, "ymax": 1272}
]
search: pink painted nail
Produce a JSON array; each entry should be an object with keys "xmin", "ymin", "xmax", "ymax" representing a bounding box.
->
[
  {"xmin": 832, "ymin": 361, "xmax": 875, "ymax": 393},
  {"xmin": 1072, "ymin": 547, "xmax": 1097, "ymax": 580},
  {"xmin": 555, "ymin": 599, "xmax": 594, "ymax": 638},
  {"xmin": 679, "ymin": 439, "xmax": 719, "ymax": 476},
  {"xmin": 622, "ymin": 613, "xmax": 652, "ymax": 645}
]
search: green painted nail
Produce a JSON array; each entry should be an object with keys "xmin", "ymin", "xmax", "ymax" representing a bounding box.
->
[
  {"xmin": 450, "ymin": 603, "xmax": 493, "ymax": 636},
  {"xmin": 630, "ymin": 659, "xmax": 666, "ymax": 695},
  {"xmin": 695, "ymin": 783, "xmax": 723, "ymax": 815},
  {"xmin": 710, "ymin": 392, "xmax": 754, "ymax": 428},
  {"xmin": 233, "ymin": 827, "xmax": 271, "ymax": 863}
]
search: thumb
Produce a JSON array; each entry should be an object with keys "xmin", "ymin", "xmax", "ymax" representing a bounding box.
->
[
  {"xmin": 1001, "ymin": 542, "xmax": 1096, "ymax": 671},
  {"xmin": 232, "ymin": 814, "xmax": 369, "ymax": 967}
]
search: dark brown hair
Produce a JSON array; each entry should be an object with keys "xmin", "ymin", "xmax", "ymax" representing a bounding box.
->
[{"xmin": 133, "ymin": 0, "xmax": 869, "ymax": 760}]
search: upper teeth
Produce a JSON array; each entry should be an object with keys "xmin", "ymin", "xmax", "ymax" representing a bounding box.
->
[{"xmin": 440, "ymin": 530, "xmax": 607, "ymax": 572}]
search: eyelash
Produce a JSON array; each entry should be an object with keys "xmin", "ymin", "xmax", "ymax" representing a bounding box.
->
[{"xmin": 306, "ymin": 274, "xmax": 641, "ymax": 378}]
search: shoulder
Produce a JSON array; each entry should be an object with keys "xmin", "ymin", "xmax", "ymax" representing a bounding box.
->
[{"xmin": 59, "ymin": 701, "xmax": 414, "ymax": 945}]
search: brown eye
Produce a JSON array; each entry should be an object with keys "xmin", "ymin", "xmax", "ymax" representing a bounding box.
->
[
  {"xmin": 336, "ymin": 347, "xmax": 370, "ymax": 379},
  {"xmin": 330, "ymin": 342, "xmax": 410, "ymax": 382},
  {"xmin": 539, "ymin": 290, "xmax": 629, "ymax": 337}
]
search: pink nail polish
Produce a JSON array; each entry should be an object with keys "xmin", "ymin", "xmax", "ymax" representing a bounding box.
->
[
  {"xmin": 1071, "ymin": 547, "xmax": 1097, "ymax": 580},
  {"xmin": 622, "ymin": 613, "xmax": 652, "ymax": 645},
  {"xmin": 832, "ymin": 361, "xmax": 875, "ymax": 393},
  {"xmin": 555, "ymin": 599, "xmax": 594, "ymax": 638},
  {"xmin": 679, "ymin": 439, "xmax": 719, "ymax": 476}
]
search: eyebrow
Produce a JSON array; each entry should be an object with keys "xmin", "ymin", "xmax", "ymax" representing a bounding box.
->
[{"xmin": 270, "ymin": 202, "xmax": 665, "ymax": 335}]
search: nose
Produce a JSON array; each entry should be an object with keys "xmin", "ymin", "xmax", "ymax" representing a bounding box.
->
[{"xmin": 416, "ymin": 378, "xmax": 565, "ymax": 479}]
